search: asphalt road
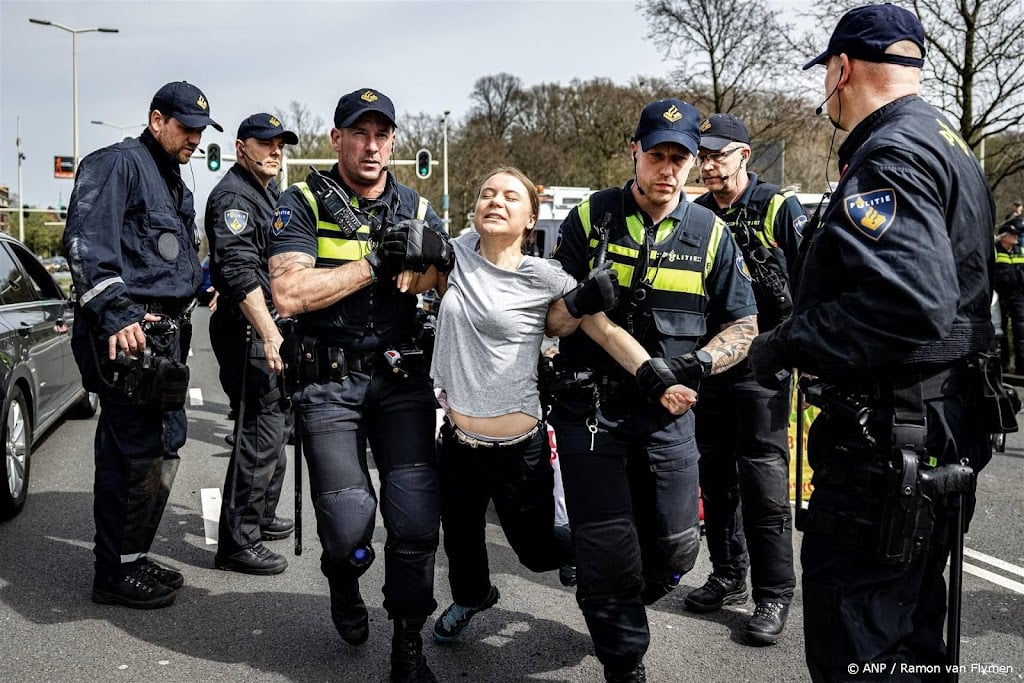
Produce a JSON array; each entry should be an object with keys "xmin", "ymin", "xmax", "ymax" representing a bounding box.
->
[{"xmin": 0, "ymin": 306, "xmax": 1021, "ymax": 682}]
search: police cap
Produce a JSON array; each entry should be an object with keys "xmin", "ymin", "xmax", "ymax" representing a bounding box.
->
[
  {"xmin": 237, "ymin": 113, "xmax": 298, "ymax": 144},
  {"xmin": 334, "ymin": 88, "xmax": 397, "ymax": 129},
  {"xmin": 997, "ymin": 222, "xmax": 1021, "ymax": 237},
  {"xmin": 150, "ymin": 81, "xmax": 223, "ymax": 132},
  {"xmin": 633, "ymin": 98, "xmax": 701, "ymax": 156},
  {"xmin": 699, "ymin": 113, "xmax": 751, "ymax": 152},
  {"xmin": 803, "ymin": 3, "xmax": 925, "ymax": 70}
]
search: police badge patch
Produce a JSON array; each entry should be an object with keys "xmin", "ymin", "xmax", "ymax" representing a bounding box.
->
[
  {"xmin": 224, "ymin": 209, "xmax": 249, "ymax": 234},
  {"xmin": 736, "ymin": 254, "xmax": 752, "ymax": 281},
  {"xmin": 272, "ymin": 208, "xmax": 291, "ymax": 235},
  {"xmin": 793, "ymin": 214, "xmax": 808, "ymax": 239},
  {"xmin": 844, "ymin": 189, "xmax": 896, "ymax": 241}
]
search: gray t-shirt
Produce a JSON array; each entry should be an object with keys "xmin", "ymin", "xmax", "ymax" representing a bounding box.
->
[{"xmin": 433, "ymin": 231, "xmax": 576, "ymax": 420}]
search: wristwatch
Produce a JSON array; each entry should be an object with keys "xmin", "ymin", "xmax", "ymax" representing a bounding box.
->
[{"xmin": 688, "ymin": 349, "xmax": 714, "ymax": 377}]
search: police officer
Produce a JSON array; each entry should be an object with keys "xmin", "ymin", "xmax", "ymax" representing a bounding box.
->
[
  {"xmin": 547, "ymin": 98, "xmax": 758, "ymax": 682},
  {"xmin": 686, "ymin": 113, "xmax": 804, "ymax": 643},
  {"xmin": 749, "ymin": 6, "xmax": 995, "ymax": 679},
  {"xmin": 268, "ymin": 88, "xmax": 450, "ymax": 683},
  {"xmin": 64, "ymin": 81, "xmax": 219, "ymax": 609},
  {"xmin": 994, "ymin": 223, "xmax": 1024, "ymax": 372},
  {"xmin": 206, "ymin": 113, "xmax": 298, "ymax": 575}
]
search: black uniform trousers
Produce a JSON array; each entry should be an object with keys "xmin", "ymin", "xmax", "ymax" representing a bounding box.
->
[
  {"xmin": 438, "ymin": 421, "xmax": 572, "ymax": 607},
  {"xmin": 694, "ymin": 366, "xmax": 796, "ymax": 604},
  {"xmin": 210, "ymin": 309, "xmax": 288, "ymax": 552},
  {"xmin": 549, "ymin": 394, "xmax": 701, "ymax": 674},
  {"xmin": 999, "ymin": 294, "xmax": 1024, "ymax": 373},
  {"xmin": 801, "ymin": 394, "xmax": 988, "ymax": 682},
  {"xmin": 294, "ymin": 367, "xmax": 440, "ymax": 619},
  {"xmin": 92, "ymin": 328, "xmax": 187, "ymax": 582}
]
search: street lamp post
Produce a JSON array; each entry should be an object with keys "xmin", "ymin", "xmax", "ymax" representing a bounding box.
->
[
  {"xmin": 442, "ymin": 110, "xmax": 451, "ymax": 232},
  {"xmin": 17, "ymin": 118, "xmax": 26, "ymax": 243},
  {"xmin": 91, "ymin": 119, "xmax": 145, "ymax": 141},
  {"xmin": 29, "ymin": 18, "xmax": 119, "ymax": 173}
]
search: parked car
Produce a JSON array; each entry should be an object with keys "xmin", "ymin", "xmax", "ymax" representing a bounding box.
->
[{"xmin": 0, "ymin": 234, "xmax": 97, "ymax": 521}]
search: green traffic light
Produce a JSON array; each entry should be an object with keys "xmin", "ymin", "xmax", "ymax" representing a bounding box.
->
[{"xmin": 206, "ymin": 143, "xmax": 222, "ymax": 172}]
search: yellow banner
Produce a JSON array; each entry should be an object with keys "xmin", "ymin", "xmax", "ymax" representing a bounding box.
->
[{"xmin": 787, "ymin": 388, "xmax": 817, "ymax": 503}]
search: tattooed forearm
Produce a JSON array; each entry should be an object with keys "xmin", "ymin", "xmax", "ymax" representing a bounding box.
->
[
  {"xmin": 704, "ymin": 315, "xmax": 759, "ymax": 375},
  {"xmin": 269, "ymin": 252, "xmax": 315, "ymax": 280}
]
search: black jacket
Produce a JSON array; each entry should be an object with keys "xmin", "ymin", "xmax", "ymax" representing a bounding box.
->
[
  {"xmin": 204, "ymin": 163, "xmax": 279, "ymax": 310},
  {"xmin": 772, "ymin": 95, "xmax": 994, "ymax": 377},
  {"xmin": 64, "ymin": 128, "xmax": 202, "ymax": 337}
]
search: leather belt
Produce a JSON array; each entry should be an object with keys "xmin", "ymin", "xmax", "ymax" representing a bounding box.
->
[{"xmin": 448, "ymin": 420, "xmax": 542, "ymax": 449}]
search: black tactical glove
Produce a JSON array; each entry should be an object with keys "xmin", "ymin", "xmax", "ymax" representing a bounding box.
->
[
  {"xmin": 748, "ymin": 332, "xmax": 788, "ymax": 388},
  {"xmin": 365, "ymin": 229, "xmax": 408, "ymax": 281},
  {"xmin": 635, "ymin": 353, "xmax": 708, "ymax": 402},
  {"xmin": 386, "ymin": 219, "xmax": 455, "ymax": 274},
  {"xmin": 562, "ymin": 262, "xmax": 619, "ymax": 318}
]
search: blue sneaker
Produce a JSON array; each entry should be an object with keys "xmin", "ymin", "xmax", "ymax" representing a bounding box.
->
[{"xmin": 432, "ymin": 585, "xmax": 500, "ymax": 643}]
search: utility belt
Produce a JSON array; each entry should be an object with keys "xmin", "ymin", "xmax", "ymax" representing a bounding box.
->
[
  {"xmin": 139, "ymin": 298, "xmax": 195, "ymax": 319},
  {"xmin": 280, "ymin": 334, "xmax": 426, "ymax": 394},
  {"xmin": 443, "ymin": 418, "xmax": 542, "ymax": 449},
  {"xmin": 95, "ymin": 318, "xmax": 190, "ymax": 410},
  {"xmin": 538, "ymin": 355, "xmax": 625, "ymax": 417},
  {"xmin": 798, "ymin": 358, "xmax": 1005, "ymax": 565}
]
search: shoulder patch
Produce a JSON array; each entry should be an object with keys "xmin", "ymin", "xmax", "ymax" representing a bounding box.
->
[
  {"xmin": 224, "ymin": 209, "xmax": 249, "ymax": 234},
  {"xmin": 793, "ymin": 214, "xmax": 808, "ymax": 239},
  {"xmin": 736, "ymin": 254, "xmax": 752, "ymax": 281},
  {"xmin": 272, "ymin": 207, "xmax": 291, "ymax": 235},
  {"xmin": 843, "ymin": 189, "xmax": 896, "ymax": 241}
]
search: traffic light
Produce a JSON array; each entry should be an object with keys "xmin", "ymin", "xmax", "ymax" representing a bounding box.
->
[
  {"xmin": 206, "ymin": 143, "xmax": 221, "ymax": 172},
  {"xmin": 416, "ymin": 149, "xmax": 431, "ymax": 179}
]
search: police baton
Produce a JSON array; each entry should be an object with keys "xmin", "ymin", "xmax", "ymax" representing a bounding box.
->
[
  {"xmin": 947, "ymin": 492, "xmax": 967, "ymax": 679},
  {"xmin": 794, "ymin": 372, "xmax": 806, "ymax": 530},
  {"xmin": 293, "ymin": 398, "xmax": 303, "ymax": 556}
]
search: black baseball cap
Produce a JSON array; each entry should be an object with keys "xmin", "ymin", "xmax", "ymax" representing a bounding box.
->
[
  {"xmin": 237, "ymin": 113, "xmax": 298, "ymax": 144},
  {"xmin": 803, "ymin": 3, "xmax": 926, "ymax": 70},
  {"xmin": 632, "ymin": 98, "xmax": 701, "ymax": 155},
  {"xmin": 699, "ymin": 114, "xmax": 751, "ymax": 151},
  {"xmin": 334, "ymin": 88, "xmax": 397, "ymax": 129},
  {"xmin": 149, "ymin": 81, "xmax": 223, "ymax": 131}
]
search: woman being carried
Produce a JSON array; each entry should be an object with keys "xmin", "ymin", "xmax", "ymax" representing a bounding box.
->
[{"xmin": 429, "ymin": 166, "xmax": 691, "ymax": 644}]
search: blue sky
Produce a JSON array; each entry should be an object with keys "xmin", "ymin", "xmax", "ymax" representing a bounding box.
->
[{"xmin": 1, "ymin": 0, "xmax": 812, "ymax": 213}]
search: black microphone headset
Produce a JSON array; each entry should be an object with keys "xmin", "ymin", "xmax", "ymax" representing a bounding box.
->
[
  {"xmin": 815, "ymin": 66, "xmax": 845, "ymax": 116},
  {"xmin": 238, "ymin": 145, "xmax": 264, "ymax": 167}
]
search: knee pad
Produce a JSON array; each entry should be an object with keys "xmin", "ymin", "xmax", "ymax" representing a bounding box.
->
[
  {"xmin": 654, "ymin": 524, "xmax": 701, "ymax": 578},
  {"xmin": 313, "ymin": 486, "xmax": 377, "ymax": 567},
  {"xmin": 575, "ymin": 517, "xmax": 642, "ymax": 599},
  {"xmin": 382, "ymin": 465, "xmax": 440, "ymax": 543}
]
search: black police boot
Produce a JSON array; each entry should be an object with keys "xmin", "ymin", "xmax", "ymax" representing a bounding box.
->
[
  {"xmin": 91, "ymin": 564, "xmax": 177, "ymax": 610},
  {"xmin": 138, "ymin": 557, "xmax": 184, "ymax": 590},
  {"xmin": 683, "ymin": 574, "xmax": 748, "ymax": 613},
  {"xmin": 604, "ymin": 662, "xmax": 647, "ymax": 682},
  {"xmin": 328, "ymin": 575, "xmax": 369, "ymax": 645},
  {"xmin": 260, "ymin": 516, "xmax": 294, "ymax": 540},
  {"xmin": 747, "ymin": 601, "xmax": 789, "ymax": 645},
  {"xmin": 215, "ymin": 542, "xmax": 287, "ymax": 575},
  {"xmin": 391, "ymin": 617, "xmax": 437, "ymax": 683}
]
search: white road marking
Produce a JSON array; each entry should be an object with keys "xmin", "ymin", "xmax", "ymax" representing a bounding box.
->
[
  {"xmin": 964, "ymin": 547, "xmax": 1024, "ymax": 579},
  {"xmin": 963, "ymin": 561, "xmax": 1024, "ymax": 594},
  {"xmin": 189, "ymin": 387, "xmax": 203, "ymax": 406}
]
